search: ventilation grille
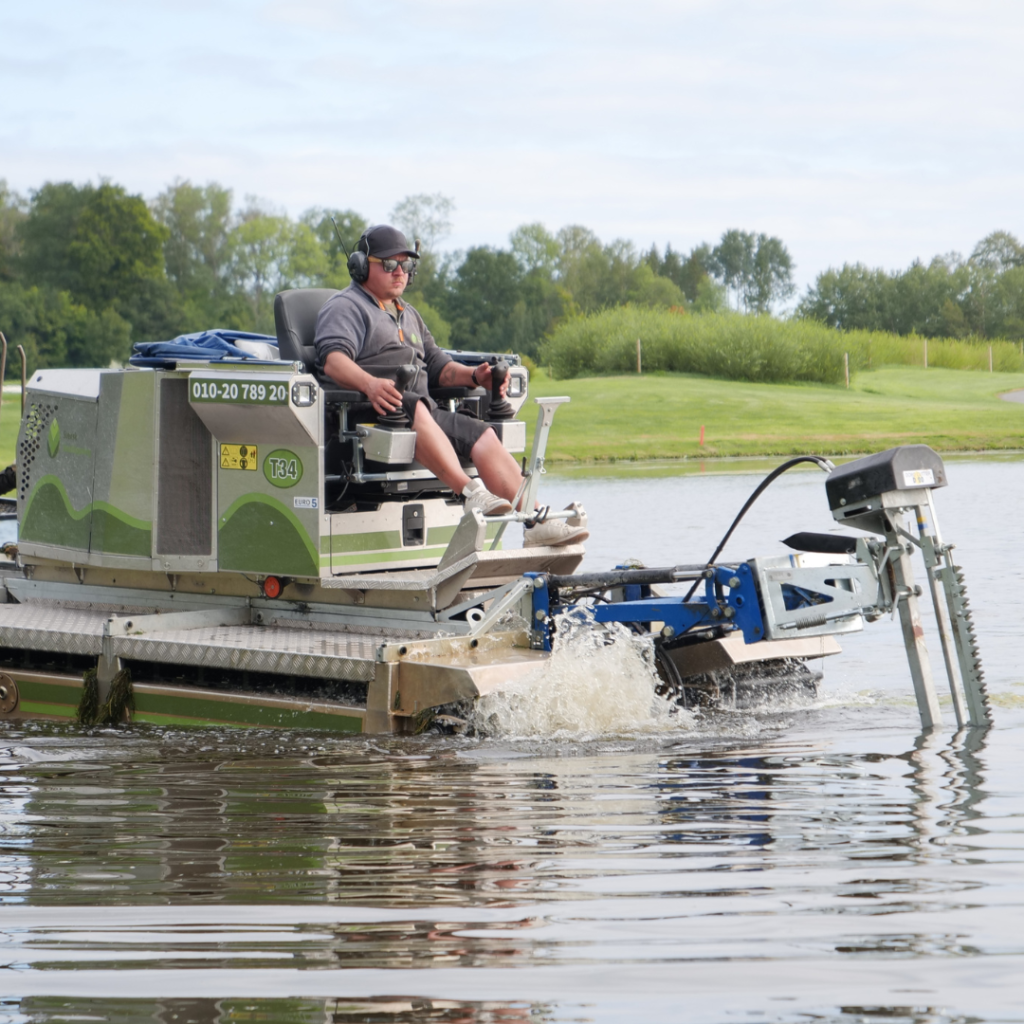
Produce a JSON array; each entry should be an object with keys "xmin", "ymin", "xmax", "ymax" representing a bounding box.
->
[
  {"xmin": 156, "ymin": 379, "xmax": 212, "ymax": 555},
  {"xmin": 17, "ymin": 402, "xmax": 56, "ymax": 502}
]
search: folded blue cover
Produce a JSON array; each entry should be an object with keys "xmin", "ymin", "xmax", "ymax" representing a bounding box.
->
[{"xmin": 130, "ymin": 330, "xmax": 279, "ymax": 364}]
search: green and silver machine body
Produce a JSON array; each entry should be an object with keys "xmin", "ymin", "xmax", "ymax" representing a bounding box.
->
[{"xmin": 17, "ymin": 361, "xmax": 532, "ymax": 579}]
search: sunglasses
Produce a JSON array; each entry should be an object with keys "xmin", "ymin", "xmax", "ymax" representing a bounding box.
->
[{"xmin": 370, "ymin": 256, "xmax": 417, "ymax": 274}]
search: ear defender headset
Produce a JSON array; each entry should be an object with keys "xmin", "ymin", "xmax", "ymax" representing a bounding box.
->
[
  {"xmin": 347, "ymin": 231, "xmax": 371, "ymax": 284},
  {"xmin": 344, "ymin": 227, "xmax": 420, "ymax": 284}
]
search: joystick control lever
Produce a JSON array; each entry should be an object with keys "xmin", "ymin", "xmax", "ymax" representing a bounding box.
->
[
  {"xmin": 376, "ymin": 364, "xmax": 417, "ymax": 430},
  {"xmin": 487, "ymin": 359, "xmax": 514, "ymax": 421}
]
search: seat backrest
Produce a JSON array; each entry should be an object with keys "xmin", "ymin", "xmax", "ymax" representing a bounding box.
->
[{"xmin": 274, "ymin": 289, "xmax": 341, "ymax": 372}]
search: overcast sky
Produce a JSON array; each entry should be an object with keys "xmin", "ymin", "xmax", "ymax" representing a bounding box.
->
[{"xmin": 3, "ymin": 0, "xmax": 1022, "ymax": 293}]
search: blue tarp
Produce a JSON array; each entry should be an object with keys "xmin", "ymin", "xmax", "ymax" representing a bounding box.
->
[{"xmin": 130, "ymin": 330, "xmax": 280, "ymax": 367}]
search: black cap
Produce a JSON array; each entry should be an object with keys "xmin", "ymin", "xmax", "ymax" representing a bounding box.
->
[{"xmin": 360, "ymin": 224, "xmax": 418, "ymax": 259}]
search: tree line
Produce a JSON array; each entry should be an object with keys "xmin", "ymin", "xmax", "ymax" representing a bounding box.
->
[
  {"xmin": 0, "ymin": 178, "xmax": 801, "ymax": 371},
  {"xmin": 797, "ymin": 232, "xmax": 1024, "ymax": 339},
  {"xmin": 0, "ymin": 176, "xmax": 1021, "ymax": 377}
]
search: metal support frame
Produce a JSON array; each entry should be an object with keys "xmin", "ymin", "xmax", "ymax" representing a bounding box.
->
[
  {"xmin": 491, "ymin": 397, "xmax": 571, "ymax": 551},
  {"xmin": 917, "ymin": 492, "xmax": 989, "ymax": 727},
  {"xmin": 885, "ymin": 511, "xmax": 943, "ymax": 729},
  {"xmin": 437, "ymin": 576, "xmax": 534, "ymax": 637},
  {"xmin": 837, "ymin": 496, "xmax": 989, "ymax": 731},
  {"xmin": 753, "ymin": 558, "xmax": 877, "ymax": 641},
  {"xmin": 874, "ymin": 502, "xmax": 989, "ymax": 729},
  {"xmin": 522, "ymin": 397, "xmax": 570, "ymax": 513}
]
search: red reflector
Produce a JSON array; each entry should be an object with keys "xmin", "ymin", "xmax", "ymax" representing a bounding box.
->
[{"xmin": 262, "ymin": 576, "xmax": 282, "ymax": 599}]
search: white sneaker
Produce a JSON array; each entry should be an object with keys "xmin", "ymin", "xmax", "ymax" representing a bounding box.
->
[
  {"xmin": 523, "ymin": 503, "xmax": 589, "ymax": 548},
  {"xmin": 462, "ymin": 478, "xmax": 513, "ymax": 517}
]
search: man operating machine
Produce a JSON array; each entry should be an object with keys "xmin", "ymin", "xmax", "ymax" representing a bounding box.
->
[{"xmin": 314, "ymin": 224, "xmax": 588, "ymax": 548}]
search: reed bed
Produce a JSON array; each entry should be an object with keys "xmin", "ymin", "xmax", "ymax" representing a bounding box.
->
[{"xmin": 540, "ymin": 307, "xmax": 1024, "ymax": 383}]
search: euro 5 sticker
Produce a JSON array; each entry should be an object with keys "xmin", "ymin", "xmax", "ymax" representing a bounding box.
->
[
  {"xmin": 263, "ymin": 449, "xmax": 303, "ymax": 488},
  {"xmin": 293, "ymin": 497, "xmax": 318, "ymax": 509}
]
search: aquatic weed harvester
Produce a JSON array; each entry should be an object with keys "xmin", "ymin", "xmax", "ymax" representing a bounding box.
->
[{"xmin": 0, "ymin": 291, "xmax": 988, "ymax": 733}]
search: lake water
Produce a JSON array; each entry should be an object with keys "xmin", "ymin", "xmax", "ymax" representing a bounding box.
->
[{"xmin": 3, "ymin": 457, "xmax": 1024, "ymax": 1023}]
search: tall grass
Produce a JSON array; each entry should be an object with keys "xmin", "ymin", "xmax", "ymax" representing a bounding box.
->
[
  {"xmin": 539, "ymin": 307, "xmax": 1024, "ymax": 384},
  {"xmin": 846, "ymin": 331, "xmax": 1024, "ymax": 373}
]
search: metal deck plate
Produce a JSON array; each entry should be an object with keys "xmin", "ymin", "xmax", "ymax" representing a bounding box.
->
[
  {"xmin": 0, "ymin": 603, "xmax": 105, "ymax": 655},
  {"xmin": 112, "ymin": 623, "xmax": 379, "ymax": 681},
  {"xmin": 0, "ymin": 602, "xmax": 398, "ymax": 681},
  {"xmin": 468, "ymin": 544, "xmax": 586, "ymax": 583}
]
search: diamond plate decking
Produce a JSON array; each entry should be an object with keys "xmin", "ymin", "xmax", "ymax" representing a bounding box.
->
[
  {"xmin": 0, "ymin": 602, "xmax": 399, "ymax": 681},
  {"xmin": 112, "ymin": 623, "xmax": 379, "ymax": 680},
  {"xmin": 0, "ymin": 603, "xmax": 105, "ymax": 656}
]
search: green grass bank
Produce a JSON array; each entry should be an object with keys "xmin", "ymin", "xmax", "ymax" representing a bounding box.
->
[
  {"xmin": 526, "ymin": 366, "xmax": 1024, "ymax": 463},
  {"xmin": 2, "ymin": 368, "xmax": 1023, "ymax": 475},
  {"xmin": 0, "ymin": 391, "xmax": 20, "ymax": 469}
]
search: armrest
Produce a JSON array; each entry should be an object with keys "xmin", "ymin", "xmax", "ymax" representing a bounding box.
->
[
  {"xmin": 322, "ymin": 388, "xmax": 368, "ymax": 404},
  {"xmin": 321, "ymin": 363, "xmax": 419, "ymax": 415}
]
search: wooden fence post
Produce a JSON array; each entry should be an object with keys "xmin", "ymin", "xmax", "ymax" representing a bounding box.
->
[
  {"xmin": 844, "ymin": 352, "xmax": 850, "ymax": 389},
  {"xmin": 923, "ymin": 338, "xmax": 928, "ymax": 369},
  {"xmin": 989, "ymin": 345, "xmax": 993, "ymax": 372},
  {"xmin": 636, "ymin": 337, "xmax": 641, "ymax": 374}
]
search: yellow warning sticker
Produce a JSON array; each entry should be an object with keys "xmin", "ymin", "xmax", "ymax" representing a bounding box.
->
[{"xmin": 220, "ymin": 443, "xmax": 258, "ymax": 471}]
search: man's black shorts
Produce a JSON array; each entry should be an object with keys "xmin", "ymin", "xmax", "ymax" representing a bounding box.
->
[{"xmin": 401, "ymin": 394, "xmax": 491, "ymax": 459}]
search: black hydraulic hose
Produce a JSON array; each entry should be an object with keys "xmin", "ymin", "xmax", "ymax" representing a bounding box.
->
[{"xmin": 682, "ymin": 455, "xmax": 836, "ymax": 602}]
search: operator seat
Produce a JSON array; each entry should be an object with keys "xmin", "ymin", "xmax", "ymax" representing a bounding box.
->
[
  {"xmin": 273, "ymin": 287, "xmax": 478, "ymax": 405},
  {"xmin": 274, "ymin": 288, "xmax": 340, "ymax": 374}
]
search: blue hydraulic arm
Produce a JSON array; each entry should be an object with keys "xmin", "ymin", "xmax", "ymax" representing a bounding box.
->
[{"xmin": 526, "ymin": 563, "xmax": 765, "ymax": 651}]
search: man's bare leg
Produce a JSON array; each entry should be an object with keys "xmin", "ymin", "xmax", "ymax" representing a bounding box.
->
[
  {"xmin": 412, "ymin": 408, "xmax": 529, "ymax": 510},
  {"xmin": 470, "ymin": 429, "xmax": 529, "ymax": 509},
  {"xmin": 411, "ymin": 403, "xmax": 471, "ymax": 493}
]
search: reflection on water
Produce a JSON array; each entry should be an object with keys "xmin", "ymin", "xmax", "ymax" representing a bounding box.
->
[
  {"xmin": 1, "ymin": 719, "xmax": 1019, "ymax": 1017},
  {"xmin": 0, "ymin": 723, "xmax": 996, "ymax": 913},
  {"xmin": 3, "ymin": 460, "xmax": 1024, "ymax": 1022},
  {"xmin": 2, "ymin": 997, "xmax": 553, "ymax": 1023},
  {"xmin": 0, "ymin": 998, "xmax": 1011, "ymax": 1024}
]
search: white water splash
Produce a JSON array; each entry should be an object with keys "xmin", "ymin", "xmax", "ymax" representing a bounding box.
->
[{"xmin": 471, "ymin": 611, "xmax": 693, "ymax": 740}]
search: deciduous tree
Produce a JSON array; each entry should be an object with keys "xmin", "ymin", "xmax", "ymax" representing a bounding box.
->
[
  {"xmin": 19, "ymin": 180, "xmax": 178, "ymax": 340},
  {"xmin": 0, "ymin": 180, "xmax": 27, "ymax": 282},
  {"xmin": 390, "ymin": 194, "xmax": 454, "ymax": 253},
  {"xmin": 152, "ymin": 179, "xmax": 234, "ymax": 324}
]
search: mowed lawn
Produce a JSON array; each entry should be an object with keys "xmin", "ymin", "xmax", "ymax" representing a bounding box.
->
[
  {"xmin": 2, "ymin": 366, "xmax": 1023, "ymax": 470},
  {"xmin": 526, "ymin": 366, "xmax": 1024, "ymax": 462},
  {"xmin": 0, "ymin": 393, "xmax": 20, "ymax": 469}
]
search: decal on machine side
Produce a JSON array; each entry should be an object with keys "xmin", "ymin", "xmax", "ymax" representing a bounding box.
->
[
  {"xmin": 220, "ymin": 444, "xmax": 258, "ymax": 471},
  {"xmin": 263, "ymin": 449, "xmax": 303, "ymax": 488},
  {"xmin": 191, "ymin": 380, "xmax": 289, "ymax": 404}
]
